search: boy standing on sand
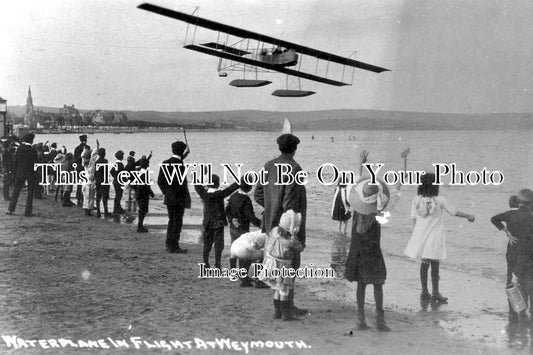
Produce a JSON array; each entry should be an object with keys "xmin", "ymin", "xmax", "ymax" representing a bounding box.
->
[
  {"xmin": 493, "ymin": 190, "xmax": 533, "ymax": 323},
  {"xmin": 134, "ymin": 158, "xmax": 155, "ymax": 233},
  {"xmin": 111, "ymin": 150, "xmax": 126, "ymax": 215},
  {"xmin": 195, "ymin": 174, "xmax": 239, "ymax": 269},
  {"xmin": 95, "ymin": 148, "xmax": 110, "ymax": 218}
]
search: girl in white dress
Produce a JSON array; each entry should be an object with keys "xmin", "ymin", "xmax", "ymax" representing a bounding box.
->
[{"xmin": 404, "ymin": 173, "xmax": 475, "ymax": 303}]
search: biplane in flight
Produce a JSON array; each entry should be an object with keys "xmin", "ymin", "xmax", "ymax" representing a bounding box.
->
[{"xmin": 138, "ymin": 3, "xmax": 390, "ymax": 97}]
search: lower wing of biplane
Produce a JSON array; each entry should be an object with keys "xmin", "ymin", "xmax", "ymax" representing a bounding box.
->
[{"xmin": 138, "ymin": 3, "xmax": 390, "ymax": 97}]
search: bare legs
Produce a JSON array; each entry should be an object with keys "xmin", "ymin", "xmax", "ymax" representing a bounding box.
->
[{"xmin": 356, "ymin": 282, "xmax": 390, "ymax": 331}]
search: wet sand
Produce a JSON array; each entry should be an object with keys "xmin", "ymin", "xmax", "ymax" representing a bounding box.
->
[{"xmin": 0, "ymin": 189, "xmax": 523, "ymax": 354}]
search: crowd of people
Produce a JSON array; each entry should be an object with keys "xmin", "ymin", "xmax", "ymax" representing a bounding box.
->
[
  {"xmin": 1, "ymin": 133, "xmax": 153, "ymax": 232},
  {"xmin": 330, "ymin": 151, "xmax": 533, "ymax": 330},
  {"xmin": 3, "ymin": 129, "xmax": 533, "ymax": 332}
]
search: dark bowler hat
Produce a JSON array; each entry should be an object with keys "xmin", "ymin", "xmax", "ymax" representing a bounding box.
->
[
  {"xmin": 79, "ymin": 134, "xmax": 88, "ymax": 141},
  {"xmin": 517, "ymin": 189, "xmax": 533, "ymax": 204},
  {"xmin": 171, "ymin": 141, "xmax": 187, "ymax": 156},
  {"xmin": 276, "ymin": 133, "xmax": 300, "ymax": 154},
  {"xmin": 22, "ymin": 133, "xmax": 35, "ymax": 143}
]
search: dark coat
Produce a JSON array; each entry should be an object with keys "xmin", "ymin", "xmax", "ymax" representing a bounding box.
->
[
  {"xmin": 2, "ymin": 147, "xmax": 15, "ymax": 173},
  {"xmin": 254, "ymin": 153, "xmax": 307, "ymax": 245},
  {"xmin": 45, "ymin": 149, "xmax": 58, "ymax": 163},
  {"xmin": 503, "ymin": 207, "xmax": 533, "ymax": 280},
  {"xmin": 13, "ymin": 143, "xmax": 38, "ymax": 182},
  {"xmin": 73, "ymin": 143, "xmax": 86, "ymax": 171},
  {"xmin": 94, "ymin": 156, "xmax": 109, "ymax": 186},
  {"xmin": 226, "ymin": 192, "xmax": 262, "ymax": 232},
  {"xmin": 491, "ymin": 209, "xmax": 527, "ymax": 270},
  {"xmin": 157, "ymin": 156, "xmax": 191, "ymax": 208},
  {"xmin": 111, "ymin": 161, "xmax": 125, "ymax": 188},
  {"xmin": 195, "ymin": 183, "xmax": 239, "ymax": 229},
  {"xmin": 345, "ymin": 213, "xmax": 386, "ymax": 285}
]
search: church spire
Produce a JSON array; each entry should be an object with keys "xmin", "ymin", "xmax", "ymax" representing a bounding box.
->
[{"xmin": 26, "ymin": 85, "xmax": 33, "ymax": 114}]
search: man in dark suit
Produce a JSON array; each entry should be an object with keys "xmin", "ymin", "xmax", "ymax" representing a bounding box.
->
[
  {"xmin": 7, "ymin": 133, "xmax": 38, "ymax": 216},
  {"xmin": 157, "ymin": 141, "xmax": 191, "ymax": 254},
  {"xmin": 2, "ymin": 138, "xmax": 16, "ymax": 201},
  {"xmin": 95, "ymin": 147, "xmax": 110, "ymax": 218},
  {"xmin": 254, "ymin": 133, "xmax": 308, "ymax": 316},
  {"xmin": 73, "ymin": 134, "xmax": 87, "ymax": 206},
  {"xmin": 111, "ymin": 150, "xmax": 126, "ymax": 214}
]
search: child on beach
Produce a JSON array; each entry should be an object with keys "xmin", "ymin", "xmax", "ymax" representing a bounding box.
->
[
  {"xmin": 61, "ymin": 153, "xmax": 75, "ymax": 207},
  {"xmin": 494, "ymin": 189, "xmax": 533, "ymax": 324},
  {"xmin": 226, "ymin": 174, "xmax": 262, "ymax": 287},
  {"xmin": 230, "ymin": 230, "xmax": 267, "ymax": 263},
  {"xmin": 331, "ymin": 182, "xmax": 351, "ymax": 235},
  {"xmin": 345, "ymin": 176, "xmax": 392, "ymax": 331},
  {"xmin": 82, "ymin": 143, "xmax": 99, "ymax": 216},
  {"xmin": 133, "ymin": 158, "xmax": 155, "ymax": 233},
  {"xmin": 344, "ymin": 149, "xmax": 409, "ymax": 332},
  {"xmin": 195, "ymin": 174, "xmax": 239, "ymax": 269},
  {"xmin": 404, "ymin": 173, "xmax": 475, "ymax": 303},
  {"xmin": 259, "ymin": 209, "xmax": 303, "ymax": 321},
  {"xmin": 491, "ymin": 194, "xmax": 526, "ymax": 323},
  {"xmin": 95, "ymin": 148, "xmax": 110, "ymax": 218}
]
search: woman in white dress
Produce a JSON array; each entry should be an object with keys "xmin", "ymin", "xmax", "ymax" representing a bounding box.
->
[{"xmin": 404, "ymin": 173, "xmax": 475, "ymax": 303}]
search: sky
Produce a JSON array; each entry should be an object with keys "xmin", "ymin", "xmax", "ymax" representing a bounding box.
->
[{"xmin": 1, "ymin": 0, "xmax": 532, "ymax": 113}]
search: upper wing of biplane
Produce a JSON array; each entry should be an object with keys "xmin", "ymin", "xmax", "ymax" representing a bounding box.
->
[{"xmin": 138, "ymin": 3, "xmax": 390, "ymax": 95}]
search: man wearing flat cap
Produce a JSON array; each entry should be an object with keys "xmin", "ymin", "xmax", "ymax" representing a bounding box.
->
[
  {"xmin": 73, "ymin": 134, "xmax": 88, "ymax": 206},
  {"xmin": 254, "ymin": 132, "xmax": 307, "ymax": 315},
  {"xmin": 157, "ymin": 141, "xmax": 191, "ymax": 253},
  {"xmin": 7, "ymin": 133, "xmax": 38, "ymax": 216}
]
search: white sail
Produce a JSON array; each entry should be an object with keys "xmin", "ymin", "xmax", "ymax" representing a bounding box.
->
[{"xmin": 281, "ymin": 118, "xmax": 293, "ymax": 134}]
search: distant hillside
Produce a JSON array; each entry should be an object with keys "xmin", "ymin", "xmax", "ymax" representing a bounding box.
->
[{"xmin": 7, "ymin": 106, "xmax": 533, "ymax": 130}]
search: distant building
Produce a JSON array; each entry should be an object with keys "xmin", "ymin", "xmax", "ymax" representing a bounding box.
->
[
  {"xmin": 59, "ymin": 104, "xmax": 82, "ymax": 126},
  {"xmin": 92, "ymin": 111, "xmax": 105, "ymax": 125},
  {"xmin": 80, "ymin": 113, "xmax": 92, "ymax": 125},
  {"xmin": 113, "ymin": 112, "xmax": 128, "ymax": 125},
  {"xmin": 89, "ymin": 110, "xmax": 126, "ymax": 126}
]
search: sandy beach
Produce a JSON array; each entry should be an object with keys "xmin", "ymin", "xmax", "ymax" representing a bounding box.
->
[{"xmin": 0, "ymin": 187, "xmax": 523, "ymax": 355}]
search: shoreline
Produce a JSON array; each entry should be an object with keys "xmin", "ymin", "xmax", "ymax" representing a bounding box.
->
[{"xmin": 0, "ymin": 188, "xmax": 521, "ymax": 354}]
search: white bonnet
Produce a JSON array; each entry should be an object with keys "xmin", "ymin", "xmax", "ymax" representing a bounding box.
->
[{"xmin": 279, "ymin": 209, "xmax": 302, "ymax": 235}]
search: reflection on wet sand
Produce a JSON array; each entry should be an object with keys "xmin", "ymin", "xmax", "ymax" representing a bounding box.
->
[
  {"xmin": 505, "ymin": 323, "xmax": 530, "ymax": 352},
  {"xmin": 420, "ymin": 299, "xmax": 445, "ymax": 312},
  {"xmin": 330, "ymin": 233, "xmax": 349, "ymax": 279}
]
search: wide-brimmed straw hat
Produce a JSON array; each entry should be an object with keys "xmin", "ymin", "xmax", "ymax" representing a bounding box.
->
[{"xmin": 348, "ymin": 177, "xmax": 390, "ymax": 215}]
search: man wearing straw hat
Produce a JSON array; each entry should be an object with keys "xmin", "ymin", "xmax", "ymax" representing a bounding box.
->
[{"xmin": 254, "ymin": 119, "xmax": 308, "ymax": 315}]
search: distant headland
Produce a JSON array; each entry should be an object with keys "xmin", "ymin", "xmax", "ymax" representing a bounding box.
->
[{"xmin": 7, "ymin": 105, "xmax": 533, "ymax": 132}]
